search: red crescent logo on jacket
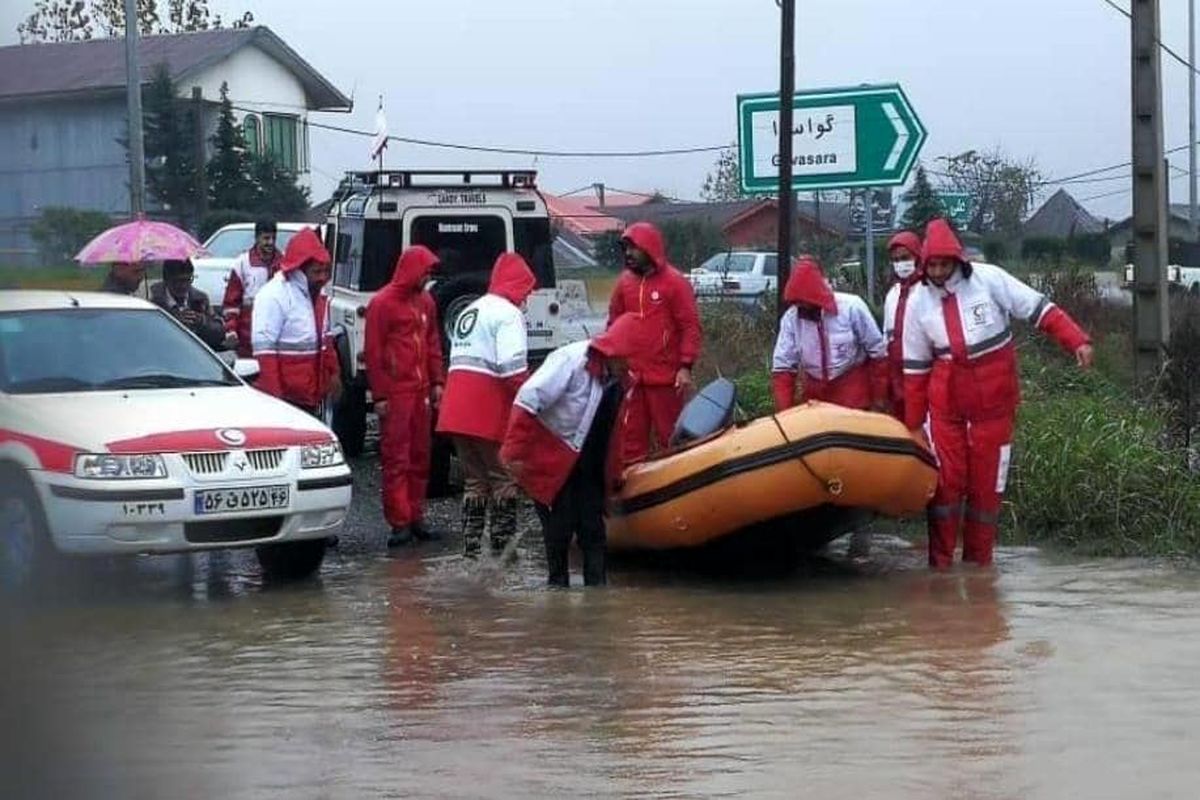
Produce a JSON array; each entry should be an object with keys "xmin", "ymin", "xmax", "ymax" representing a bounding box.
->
[{"xmin": 650, "ymin": 290, "xmax": 661, "ymax": 302}]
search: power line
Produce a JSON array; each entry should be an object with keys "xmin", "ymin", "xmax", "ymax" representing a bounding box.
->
[
  {"xmin": 233, "ymin": 104, "xmax": 727, "ymax": 159},
  {"xmin": 1098, "ymin": 0, "xmax": 1200, "ymax": 76}
]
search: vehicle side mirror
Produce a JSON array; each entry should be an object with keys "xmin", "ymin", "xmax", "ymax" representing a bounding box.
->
[{"xmin": 234, "ymin": 358, "xmax": 261, "ymax": 380}]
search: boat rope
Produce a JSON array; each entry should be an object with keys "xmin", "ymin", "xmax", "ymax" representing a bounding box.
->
[{"xmin": 768, "ymin": 413, "xmax": 844, "ymax": 497}]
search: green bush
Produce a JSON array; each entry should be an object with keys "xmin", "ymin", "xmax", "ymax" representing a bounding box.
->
[
  {"xmin": 30, "ymin": 207, "xmax": 114, "ymax": 265},
  {"xmin": 1008, "ymin": 347, "xmax": 1200, "ymax": 556}
]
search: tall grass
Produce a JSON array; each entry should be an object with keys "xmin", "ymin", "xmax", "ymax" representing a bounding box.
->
[
  {"xmin": 0, "ymin": 265, "xmax": 102, "ymax": 291},
  {"xmin": 1008, "ymin": 346, "xmax": 1200, "ymax": 557}
]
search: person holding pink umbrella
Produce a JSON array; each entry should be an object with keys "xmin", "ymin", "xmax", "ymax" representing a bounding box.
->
[{"xmin": 74, "ymin": 216, "xmax": 209, "ymax": 298}]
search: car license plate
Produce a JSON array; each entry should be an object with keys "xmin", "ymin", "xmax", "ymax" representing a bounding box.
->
[{"xmin": 194, "ymin": 485, "xmax": 289, "ymax": 515}]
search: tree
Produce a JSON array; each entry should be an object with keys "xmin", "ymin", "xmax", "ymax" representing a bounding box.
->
[
  {"xmin": 937, "ymin": 148, "xmax": 1041, "ymax": 236},
  {"xmin": 659, "ymin": 218, "xmax": 727, "ymax": 272},
  {"xmin": 898, "ymin": 165, "xmax": 944, "ymax": 232},
  {"xmin": 206, "ymin": 82, "xmax": 255, "ymax": 212},
  {"xmin": 140, "ymin": 63, "xmax": 200, "ymax": 225},
  {"xmin": 701, "ymin": 142, "xmax": 745, "ymax": 203},
  {"xmin": 249, "ymin": 154, "xmax": 310, "ymax": 218},
  {"xmin": 16, "ymin": 1, "xmax": 93, "ymax": 43},
  {"xmin": 18, "ymin": 0, "xmax": 253, "ymax": 43}
]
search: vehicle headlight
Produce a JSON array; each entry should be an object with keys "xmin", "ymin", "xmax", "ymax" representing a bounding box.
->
[
  {"xmin": 301, "ymin": 441, "xmax": 344, "ymax": 469},
  {"xmin": 74, "ymin": 453, "xmax": 168, "ymax": 480}
]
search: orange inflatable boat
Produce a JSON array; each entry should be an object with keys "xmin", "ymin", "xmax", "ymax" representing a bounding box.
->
[{"xmin": 606, "ymin": 380, "xmax": 938, "ymax": 552}]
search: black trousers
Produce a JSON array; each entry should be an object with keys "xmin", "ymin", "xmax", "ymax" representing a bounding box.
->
[
  {"xmin": 534, "ymin": 382, "xmax": 622, "ymax": 587},
  {"xmin": 535, "ymin": 461, "xmax": 607, "ymax": 587}
]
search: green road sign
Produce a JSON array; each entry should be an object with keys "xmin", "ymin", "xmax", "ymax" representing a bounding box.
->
[
  {"xmin": 737, "ymin": 84, "xmax": 926, "ymax": 193},
  {"xmin": 937, "ymin": 191, "xmax": 974, "ymax": 227}
]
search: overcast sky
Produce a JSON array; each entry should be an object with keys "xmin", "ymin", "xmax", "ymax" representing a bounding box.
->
[{"xmin": 4, "ymin": 0, "xmax": 1198, "ymax": 222}]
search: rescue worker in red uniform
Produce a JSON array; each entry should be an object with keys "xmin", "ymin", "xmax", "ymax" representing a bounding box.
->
[
  {"xmin": 250, "ymin": 227, "xmax": 341, "ymax": 416},
  {"xmin": 501, "ymin": 313, "xmax": 652, "ymax": 588},
  {"xmin": 607, "ymin": 222, "xmax": 702, "ymax": 466},
  {"xmin": 436, "ymin": 252, "xmax": 537, "ymax": 560},
  {"xmin": 224, "ymin": 218, "xmax": 282, "ymax": 357},
  {"xmin": 902, "ymin": 219, "xmax": 1093, "ymax": 569},
  {"xmin": 365, "ymin": 245, "xmax": 446, "ymax": 548},
  {"xmin": 882, "ymin": 231, "xmax": 923, "ymax": 421},
  {"xmin": 771, "ymin": 256, "xmax": 888, "ymax": 412}
]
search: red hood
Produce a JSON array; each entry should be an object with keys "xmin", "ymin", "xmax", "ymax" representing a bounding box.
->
[
  {"xmin": 887, "ymin": 231, "xmax": 922, "ymax": 261},
  {"xmin": 279, "ymin": 228, "xmax": 330, "ymax": 273},
  {"xmin": 590, "ymin": 312, "xmax": 655, "ymax": 361},
  {"xmin": 921, "ymin": 218, "xmax": 966, "ymax": 264},
  {"xmin": 620, "ymin": 221, "xmax": 669, "ymax": 272},
  {"xmin": 782, "ymin": 256, "xmax": 837, "ymax": 313},
  {"xmin": 391, "ymin": 246, "xmax": 439, "ymax": 293},
  {"xmin": 488, "ymin": 252, "xmax": 537, "ymax": 305}
]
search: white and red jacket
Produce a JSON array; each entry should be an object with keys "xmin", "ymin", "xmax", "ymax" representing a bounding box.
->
[
  {"xmin": 250, "ymin": 229, "xmax": 338, "ymax": 410},
  {"xmin": 501, "ymin": 313, "xmax": 651, "ymax": 506},
  {"xmin": 437, "ymin": 253, "xmax": 537, "ymax": 443},
  {"xmin": 901, "ymin": 226, "xmax": 1089, "ymax": 430},
  {"xmin": 223, "ymin": 246, "xmax": 281, "ymax": 356},
  {"xmin": 771, "ymin": 257, "xmax": 887, "ymax": 411}
]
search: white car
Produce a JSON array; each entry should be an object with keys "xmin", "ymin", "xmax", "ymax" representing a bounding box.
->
[
  {"xmin": 190, "ymin": 222, "xmax": 313, "ymax": 305},
  {"xmin": 688, "ymin": 251, "xmax": 778, "ymax": 304},
  {"xmin": 0, "ymin": 291, "xmax": 352, "ymax": 592}
]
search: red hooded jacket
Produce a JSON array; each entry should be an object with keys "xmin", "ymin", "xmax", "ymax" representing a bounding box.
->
[
  {"xmin": 771, "ymin": 257, "xmax": 887, "ymax": 411},
  {"xmin": 607, "ymin": 222, "xmax": 702, "ymax": 386},
  {"xmin": 250, "ymin": 228, "xmax": 339, "ymax": 409},
  {"xmin": 364, "ymin": 246, "xmax": 444, "ymax": 401},
  {"xmin": 436, "ymin": 253, "xmax": 537, "ymax": 443},
  {"xmin": 501, "ymin": 313, "xmax": 652, "ymax": 506}
]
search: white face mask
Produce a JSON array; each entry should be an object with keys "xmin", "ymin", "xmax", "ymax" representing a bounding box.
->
[{"xmin": 892, "ymin": 259, "xmax": 916, "ymax": 279}]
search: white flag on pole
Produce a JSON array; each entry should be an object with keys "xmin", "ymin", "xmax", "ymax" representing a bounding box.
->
[{"xmin": 370, "ymin": 96, "xmax": 388, "ymax": 162}]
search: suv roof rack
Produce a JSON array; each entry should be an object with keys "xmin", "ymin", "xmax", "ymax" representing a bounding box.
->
[{"xmin": 342, "ymin": 169, "xmax": 538, "ymax": 190}]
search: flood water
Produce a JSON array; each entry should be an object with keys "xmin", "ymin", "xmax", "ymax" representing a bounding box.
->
[{"xmin": 7, "ymin": 532, "xmax": 1200, "ymax": 799}]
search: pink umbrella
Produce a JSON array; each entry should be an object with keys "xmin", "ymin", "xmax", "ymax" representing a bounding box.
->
[{"xmin": 75, "ymin": 217, "xmax": 210, "ymax": 265}]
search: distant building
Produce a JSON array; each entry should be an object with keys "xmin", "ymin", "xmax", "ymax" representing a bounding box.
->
[
  {"xmin": 1021, "ymin": 189, "xmax": 1105, "ymax": 239},
  {"xmin": 605, "ymin": 197, "xmax": 849, "ymax": 250},
  {"xmin": 0, "ymin": 26, "xmax": 350, "ymax": 263}
]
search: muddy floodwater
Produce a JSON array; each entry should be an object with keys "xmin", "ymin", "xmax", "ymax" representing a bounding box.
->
[{"xmin": 7, "ymin": 512, "xmax": 1200, "ymax": 799}]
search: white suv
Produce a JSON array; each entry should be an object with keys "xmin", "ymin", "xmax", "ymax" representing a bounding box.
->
[
  {"xmin": 0, "ymin": 291, "xmax": 353, "ymax": 592},
  {"xmin": 323, "ymin": 169, "xmax": 581, "ymax": 493}
]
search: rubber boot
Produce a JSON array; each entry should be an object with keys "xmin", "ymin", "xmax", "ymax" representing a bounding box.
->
[
  {"xmin": 490, "ymin": 498, "xmax": 518, "ymax": 559},
  {"xmin": 387, "ymin": 526, "xmax": 413, "ymax": 548},
  {"xmin": 581, "ymin": 544, "xmax": 607, "ymax": 587},
  {"xmin": 544, "ymin": 540, "xmax": 570, "ymax": 588},
  {"xmin": 461, "ymin": 497, "xmax": 487, "ymax": 560}
]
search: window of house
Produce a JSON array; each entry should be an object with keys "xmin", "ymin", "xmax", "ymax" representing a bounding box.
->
[
  {"xmin": 243, "ymin": 114, "xmax": 261, "ymax": 155},
  {"xmin": 263, "ymin": 113, "xmax": 298, "ymax": 172},
  {"xmin": 301, "ymin": 119, "xmax": 310, "ymax": 172}
]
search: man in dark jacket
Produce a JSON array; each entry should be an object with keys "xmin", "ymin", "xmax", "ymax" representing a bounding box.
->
[
  {"xmin": 150, "ymin": 259, "xmax": 227, "ymax": 350},
  {"xmin": 100, "ymin": 262, "xmax": 147, "ymax": 296}
]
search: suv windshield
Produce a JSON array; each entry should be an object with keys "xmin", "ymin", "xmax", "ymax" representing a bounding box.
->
[
  {"xmin": 698, "ymin": 253, "xmax": 757, "ymax": 273},
  {"xmin": 410, "ymin": 215, "xmax": 507, "ymax": 276},
  {"xmin": 204, "ymin": 228, "xmax": 298, "ymax": 258},
  {"xmin": 0, "ymin": 309, "xmax": 239, "ymax": 394}
]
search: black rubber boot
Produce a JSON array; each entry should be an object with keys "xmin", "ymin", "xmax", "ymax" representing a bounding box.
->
[
  {"xmin": 411, "ymin": 520, "xmax": 444, "ymax": 542},
  {"xmin": 387, "ymin": 526, "xmax": 413, "ymax": 548},
  {"xmin": 582, "ymin": 544, "xmax": 607, "ymax": 587},
  {"xmin": 461, "ymin": 497, "xmax": 487, "ymax": 559},
  {"xmin": 544, "ymin": 541, "xmax": 570, "ymax": 588},
  {"xmin": 490, "ymin": 498, "xmax": 518, "ymax": 559}
]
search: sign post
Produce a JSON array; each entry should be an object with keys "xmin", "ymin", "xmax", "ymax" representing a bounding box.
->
[{"xmin": 738, "ymin": 84, "xmax": 926, "ymax": 194}]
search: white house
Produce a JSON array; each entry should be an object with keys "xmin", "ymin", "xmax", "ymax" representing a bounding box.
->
[{"xmin": 0, "ymin": 26, "xmax": 351, "ymax": 263}]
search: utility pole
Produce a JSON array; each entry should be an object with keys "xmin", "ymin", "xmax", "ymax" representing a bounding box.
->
[
  {"xmin": 775, "ymin": 0, "xmax": 795, "ymax": 319},
  {"xmin": 864, "ymin": 188, "xmax": 877, "ymax": 305},
  {"xmin": 192, "ymin": 87, "xmax": 207, "ymax": 228},
  {"xmin": 1190, "ymin": 0, "xmax": 1197, "ymax": 239},
  {"xmin": 1131, "ymin": 0, "xmax": 1169, "ymax": 383},
  {"xmin": 124, "ymin": 0, "xmax": 146, "ymax": 216}
]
